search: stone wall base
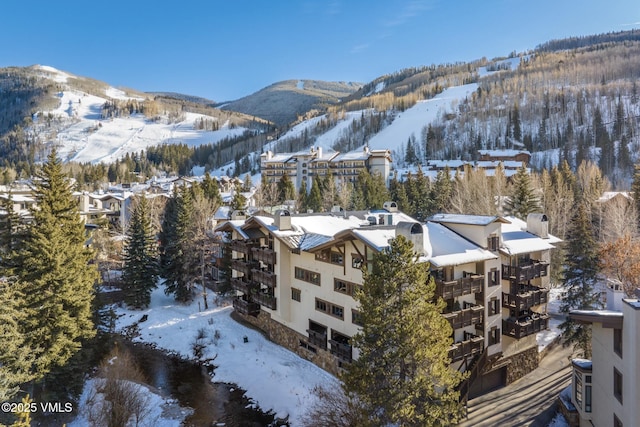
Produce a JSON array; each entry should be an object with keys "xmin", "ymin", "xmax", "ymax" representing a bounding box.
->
[
  {"xmin": 234, "ymin": 310, "xmax": 343, "ymax": 377},
  {"xmin": 505, "ymin": 346, "xmax": 539, "ymax": 384}
]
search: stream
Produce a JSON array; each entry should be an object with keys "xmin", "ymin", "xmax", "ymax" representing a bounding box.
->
[{"xmin": 122, "ymin": 340, "xmax": 289, "ymax": 426}]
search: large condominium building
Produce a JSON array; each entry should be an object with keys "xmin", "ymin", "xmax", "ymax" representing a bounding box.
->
[
  {"xmin": 260, "ymin": 146, "xmax": 392, "ymax": 191},
  {"xmin": 215, "ymin": 206, "xmax": 559, "ymax": 400},
  {"xmin": 566, "ymin": 285, "xmax": 640, "ymax": 427}
]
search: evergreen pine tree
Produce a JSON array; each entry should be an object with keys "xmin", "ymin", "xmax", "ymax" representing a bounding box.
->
[
  {"xmin": 505, "ymin": 165, "xmax": 541, "ymax": 220},
  {"xmin": 559, "ymin": 202, "xmax": 602, "ymax": 358},
  {"xmin": 0, "ymin": 280, "xmax": 34, "ymax": 400},
  {"xmin": 342, "ymin": 235, "xmax": 464, "ymax": 426},
  {"xmin": 297, "ymin": 179, "xmax": 308, "ymax": 212},
  {"xmin": 229, "ymin": 183, "xmax": 247, "ymax": 212},
  {"xmin": 164, "ymin": 187, "xmax": 197, "ymax": 302},
  {"xmin": 16, "ymin": 148, "xmax": 97, "ymax": 379},
  {"xmin": 122, "ymin": 196, "xmax": 158, "ymax": 308},
  {"xmin": 307, "ymin": 178, "xmax": 323, "ymax": 213},
  {"xmin": 200, "ymin": 172, "xmax": 223, "ymax": 206},
  {"xmin": 277, "ymin": 174, "xmax": 296, "ymax": 203},
  {"xmin": 431, "ymin": 168, "xmax": 452, "ymax": 213}
]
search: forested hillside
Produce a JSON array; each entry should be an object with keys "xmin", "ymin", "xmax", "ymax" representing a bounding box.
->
[{"xmin": 1, "ymin": 30, "xmax": 639, "ymax": 189}]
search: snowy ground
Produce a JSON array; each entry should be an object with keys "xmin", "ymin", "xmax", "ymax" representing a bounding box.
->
[
  {"xmin": 536, "ymin": 285, "xmax": 565, "ymax": 351},
  {"xmin": 71, "ymin": 280, "xmax": 566, "ymax": 425},
  {"xmin": 69, "ymin": 378, "xmax": 192, "ymax": 427},
  {"xmin": 110, "ymin": 286, "xmax": 337, "ymax": 424}
]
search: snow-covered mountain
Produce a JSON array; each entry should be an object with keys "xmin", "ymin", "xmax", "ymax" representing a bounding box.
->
[{"xmin": 24, "ymin": 65, "xmax": 258, "ymax": 164}]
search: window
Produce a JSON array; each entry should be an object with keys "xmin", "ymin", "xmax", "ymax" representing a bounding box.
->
[
  {"xmin": 291, "ymin": 288, "xmax": 301, "ymax": 302},
  {"xmin": 352, "ymin": 254, "xmax": 364, "ymax": 269},
  {"xmin": 352, "ymin": 310, "xmax": 363, "ymax": 326},
  {"xmin": 315, "ymin": 248, "xmax": 344, "ymax": 266},
  {"xmin": 315, "ymin": 299, "xmax": 328, "ymax": 313},
  {"xmin": 585, "ymin": 385, "xmax": 592, "ymax": 413},
  {"xmin": 489, "ymin": 326, "xmax": 500, "ymax": 345},
  {"xmin": 295, "ymin": 267, "xmax": 321, "ymax": 285},
  {"xmin": 614, "ymin": 368, "xmax": 623, "ymax": 404},
  {"xmin": 488, "ymin": 269, "xmax": 499, "ymax": 287},
  {"xmin": 331, "ymin": 304, "xmax": 344, "ymax": 320},
  {"xmin": 315, "ymin": 298, "xmax": 344, "ymax": 320},
  {"xmin": 574, "ymin": 372, "xmax": 583, "ymax": 408},
  {"xmin": 334, "ymin": 279, "xmax": 361, "ymax": 296},
  {"xmin": 614, "ymin": 414, "xmax": 623, "ymax": 427},
  {"xmin": 489, "ymin": 298, "xmax": 500, "ymax": 316},
  {"xmin": 488, "ymin": 235, "xmax": 499, "ymax": 251},
  {"xmin": 614, "ymin": 328, "xmax": 622, "ymax": 358}
]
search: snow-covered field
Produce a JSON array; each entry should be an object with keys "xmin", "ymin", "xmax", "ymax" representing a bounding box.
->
[{"xmin": 110, "ymin": 286, "xmax": 337, "ymax": 424}]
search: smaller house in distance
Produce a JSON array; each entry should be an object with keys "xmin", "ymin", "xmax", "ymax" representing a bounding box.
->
[{"xmin": 478, "ymin": 149, "xmax": 531, "ymax": 164}]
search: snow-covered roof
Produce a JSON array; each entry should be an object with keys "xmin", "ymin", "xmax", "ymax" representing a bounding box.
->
[
  {"xmin": 478, "ymin": 149, "xmax": 531, "ymax": 156},
  {"xmin": 332, "ymin": 151, "xmax": 368, "ymax": 161},
  {"xmin": 571, "ymin": 358, "xmax": 593, "ymax": 370},
  {"xmin": 429, "ymin": 213, "xmax": 509, "ymax": 226},
  {"xmin": 597, "ymin": 191, "xmax": 632, "ymax": 203},
  {"xmin": 500, "ymin": 216, "xmax": 561, "ymax": 255},
  {"xmin": 427, "ymin": 222, "xmax": 498, "ymax": 267}
]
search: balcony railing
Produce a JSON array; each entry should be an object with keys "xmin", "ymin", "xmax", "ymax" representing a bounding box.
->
[
  {"xmin": 502, "ymin": 287, "xmax": 549, "ymax": 311},
  {"xmin": 502, "ymin": 313, "xmax": 550, "ymax": 339},
  {"xmin": 232, "ymin": 297, "xmax": 260, "ymax": 316},
  {"xmin": 442, "ymin": 305, "xmax": 484, "ymax": 330},
  {"xmin": 231, "ymin": 259, "xmax": 252, "ymax": 276},
  {"xmin": 231, "ymin": 240, "xmax": 254, "ymax": 255},
  {"xmin": 251, "ymin": 247, "xmax": 276, "ymax": 265},
  {"xmin": 253, "ymin": 292, "xmax": 277, "ymax": 310},
  {"xmin": 230, "ymin": 277, "xmax": 258, "ymax": 295},
  {"xmin": 435, "ymin": 274, "xmax": 484, "ymax": 299},
  {"xmin": 251, "ymin": 268, "xmax": 277, "ymax": 288},
  {"xmin": 329, "ymin": 340, "xmax": 353, "ymax": 362},
  {"xmin": 502, "ymin": 261, "xmax": 549, "ymax": 282},
  {"xmin": 307, "ymin": 329, "xmax": 327, "ymax": 350},
  {"xmin": 449, "ymin": 335, "xmax": 484, "ymax": 362}
]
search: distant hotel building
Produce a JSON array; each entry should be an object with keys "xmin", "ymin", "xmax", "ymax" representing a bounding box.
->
[{"xmin": 260, "ymin": 146, "xmax": 392, "ymax": 191}]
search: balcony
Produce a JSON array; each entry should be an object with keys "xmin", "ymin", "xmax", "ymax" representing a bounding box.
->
[
  {"xmin": 251, "ymin": 268, "xmax": 277, "ymax": 288},
  {"xmin": 231, "ymin": 259, "xmax": 252, "ymax": 276},
  {"xmin": 329, "ymin": 340, "xmax": 353, "ymax": 362},
  {"xmin": 502, "ymin": 261, "xmax": 549, "ymax": 282},
  {"xmin": 435, "ymin": 274, "xmax": 484, "ymax": 299},
  {"xmin": 307, "ymin": 329, "xmax": 327, "ymax": 350},
  {"xmin": 231, "ymin": 240, "xmax": 254, "ymax": 255},
  {"xmin": 251, "ymin": 247, "xmax": 276, "ymax": 265},
  {"xmin": 442, "ymin": 305, "xmax": 484, "ymax": 330},
  {"xmin": 502, "ymin": 287, "xmax": 549, "ymax": 311},
  {"xmin": 230, "ymin": 277, "xmax": 258, "ymax": 295},
  {"xmin": 253, "ymin": 292, "xmax": 277, "ymax": 310},
  {"xmin": 449, "ymin": 335, "xmax": 484, "ymax": 362},
  {"xmin": 502, "ymin": 313, "xmax": 550, "ymax": 339},
  {"xmin": 233, "ymin": 297, "xmax": 260, "ymax": 316}
]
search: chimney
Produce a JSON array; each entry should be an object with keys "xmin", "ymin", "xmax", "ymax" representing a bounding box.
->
[
  {"xmin": 274, "ymin": 209, "xmax": 292, "ymax": 231},
  {"xmin": 316, "ymin": 146, "xmax": 322, "ymax": 159},
  {"xmin": 395, "ymin": 221, "xmax": 425, "ymax": 255},
  {"xmin": 526, "ymin": 213, "xmax": 549, "ymax": 238},
  {"xmin": 231, "ymin": 210, "xmax": 246, "ymax": 220},
  {"xmin": 383, "ymin": 201, "xmax": 398, "ymax": 212}
]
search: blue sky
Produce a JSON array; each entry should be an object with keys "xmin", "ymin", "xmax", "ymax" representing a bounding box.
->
[{"xmin": 2, "ymin": 0, "xmax": 638, "ymax": 102}]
